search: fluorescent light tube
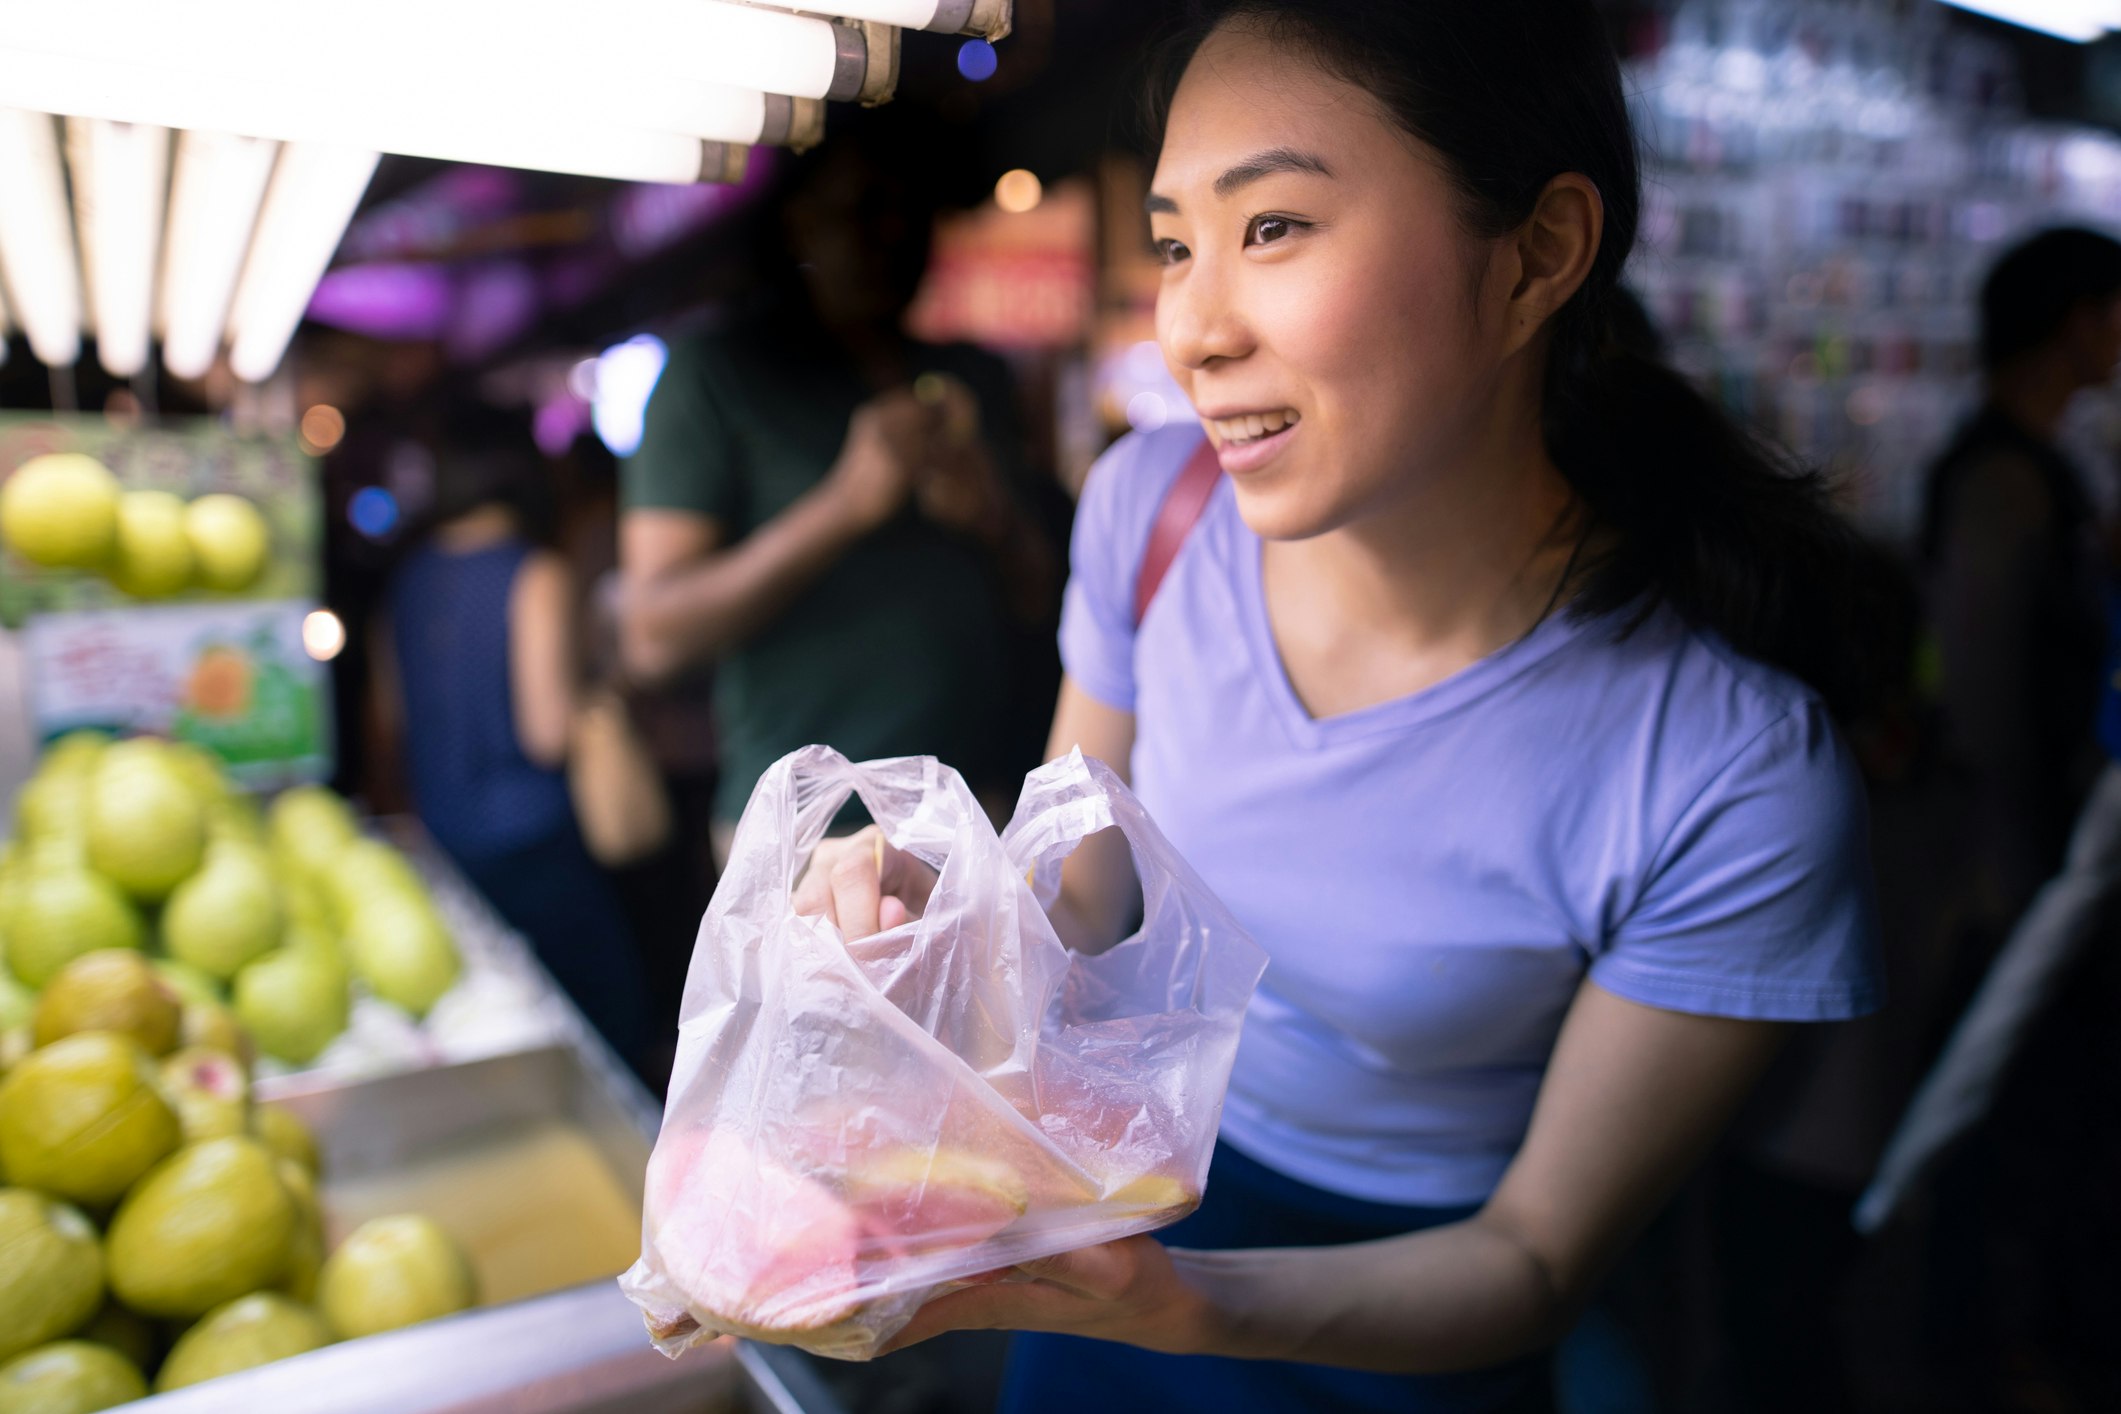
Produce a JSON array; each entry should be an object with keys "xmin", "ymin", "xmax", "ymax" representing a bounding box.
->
[
  {"xmin": 0, "ymin": 52, "xmax": 751, "ymax": 183},
  {"xmin": 0, "ymin": 108, "xmax": 82, "ymax": 367},
  {"xmin": 7, "ymin": 0, "xmax": 864, "ymax": 103},
  {"xmin": 67, "ymin": 118, "xmax": 169, "ymax": 378},
  {"xmin": 1936, "ymin": 0, "xmax": 2117, "ymax": 41},
  {"xmin": 739, "ymin": 0, "xmax": 1011, "ymax": 36},
  {"xmin": 225, "ymin": 144, "xmax": 378, "ymax": 384},
  {"xmin": 159, "ymin": 130, "xmax": 279, "ymax": 381}
]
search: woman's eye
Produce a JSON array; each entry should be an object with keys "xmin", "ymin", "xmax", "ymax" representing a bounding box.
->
[
  {"xmin": 1246, "ymin": 215, "xmax": 1302, "ymax": 247},
  {"xmin": 1153, "ymin": 237, "xmax": 1190, "ymax": 265}
]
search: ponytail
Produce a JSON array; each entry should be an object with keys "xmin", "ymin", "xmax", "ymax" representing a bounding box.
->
[{"xmin": 1545, "ymin": 302, "xmax": 1876, "ymax": 716}]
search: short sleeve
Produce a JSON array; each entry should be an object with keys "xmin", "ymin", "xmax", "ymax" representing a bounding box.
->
[
  {"xmin": 620, "ymin": 337, "xmax": 744, "ymax": 525},
  {"xmin": 1057, "ymin": 426, "xmax": 1199, "ymax": 712},
  {"xmin": 1590, "ymin": 702, "xmax": 1883, "ymax": 1022}
]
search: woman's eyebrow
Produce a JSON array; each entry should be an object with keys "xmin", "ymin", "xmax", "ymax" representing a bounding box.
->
[{"xmin": 1144, "ymin": 147, "xmax": 1335, "ymax": 215}]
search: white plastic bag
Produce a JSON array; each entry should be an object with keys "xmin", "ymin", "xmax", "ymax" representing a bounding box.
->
[{"xmin": 620, "ymin": 745, "xmax": 1267, "ymax": 1360}]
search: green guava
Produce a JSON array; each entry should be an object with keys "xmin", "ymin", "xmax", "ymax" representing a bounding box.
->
[
  {"xmin": 85, "ymin": 747, "xmax": 206, "ymax": 903},
  {"xmin": 161, "ymin": 843, "xmax": 280, "ymax": 980},
  {"xmin": 0, "ymin": 973, "xmax": 32, "ymax": 1035},
  {"xmin": 266, "ymin": 786, "xmax": 355, "ymax": 886},
  {"xmin": 157, "ymin": 1047, "xmax": 250, "ymax": 1144},
  {"xmin": 317, "ymin": 1213, "xmax": 477, "ymax": 1339},
  {"xmin": 103, "ymin": 491, "xmax": 193, "ymax": 599},
  {"xmin": 0, "ymin": 1190, "xmax": 103, "ymax": 1363},
  {"xmin": 344, "ymin": 899, "xmax": 460, "ymax": 1017},
  {"xmin": 320, "ymin": 839, "xmax": 423, "ymax": 926},
  {"xmin": 5, "ymin": 865, "xmax": 143, "ymax": 991},
  {"xmin": 176, "ymin": 999, "xmax": 253, "ymax": 1069},
  {"xmin": 233, "ymin": 948, "xmax": 348, "ymax": 1065},
  {"xmin": 0, "ymin": 453, "xmax": 121, "ymax": 569},
  {"xmin": 105, "ymin": 1135, "xmax": 296, "ymax": 1319},
  {"xmin": 35, "ymin": 734, "xmax": 111, "ymax": 780},
  {"xmin": 0, "ymin": 1033, "xmax": 180, "ymax": 1207},
  {"xmin": 156, "ymin": 1290, "xmax": 330, "ymax": 1391},
  {"xmin": 12, "ymin": 774, "xmax": 88, "ymax": 847},
  {"xmin": 0, "ymin": 1340, "xmax": 146, "ymax": 1414},
  {"xmin": 31, "ymin": 950, "xmax": 182, "ymax": 1055},
  {"xmin": 184, "ymin": 494, "xmax": 270, "ymax": 594}
]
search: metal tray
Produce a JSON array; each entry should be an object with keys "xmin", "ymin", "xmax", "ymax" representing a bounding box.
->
[{"xmin": 108, "ymin": 1045, "xmax": 774, "ymax": 1414}]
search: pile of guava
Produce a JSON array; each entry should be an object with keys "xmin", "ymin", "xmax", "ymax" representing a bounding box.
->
[
  {"xmin": 0, "ymin": 452, "xmax": 271, "ymax": 599},
  {"xmin": 4, "ymin": 735, "xmax": 464, "ymax": 1078}
]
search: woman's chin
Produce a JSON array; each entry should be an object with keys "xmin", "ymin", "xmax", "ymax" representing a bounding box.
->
[{"xmin": 1229, "ymin": 491, "xmax": 1346, "ymax": 544}]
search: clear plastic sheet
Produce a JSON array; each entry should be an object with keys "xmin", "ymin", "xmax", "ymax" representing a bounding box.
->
[{"xmin": 620, "ymin": 745, "xmax": 1267, "ymax": 1360}]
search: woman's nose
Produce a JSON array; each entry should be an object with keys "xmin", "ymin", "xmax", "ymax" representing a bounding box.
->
[{"xmin": 1157, "ymin": 257, "xmax": 1254, "ymax": 372}]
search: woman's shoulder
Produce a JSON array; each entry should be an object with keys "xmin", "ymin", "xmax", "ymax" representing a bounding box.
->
[
  {"xmin": 1574, "ymin": 601, "xmax": 1840, "ymax": 784},
  {"xmin": 1076, "ymin": 423, "xmax": 1210, "ymax": 555}
]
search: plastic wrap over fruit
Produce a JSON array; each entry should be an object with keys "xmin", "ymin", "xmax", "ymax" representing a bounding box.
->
[{"xmin": 620, "ymin": 746, "xmax": 1267, "ymax": 1360}]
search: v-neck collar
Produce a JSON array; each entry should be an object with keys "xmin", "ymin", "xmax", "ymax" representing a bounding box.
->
[{"xmin": 1214, "ymin": 486, "xmax": 1598, "ymax": 750}]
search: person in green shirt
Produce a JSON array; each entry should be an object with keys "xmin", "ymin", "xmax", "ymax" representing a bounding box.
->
[{"xmin": 619, "ymin": 127, "xmax": 1060, "ymax": 858}]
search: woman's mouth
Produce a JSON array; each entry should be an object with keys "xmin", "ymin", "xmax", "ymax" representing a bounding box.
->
[
  {"xmin": 1206, "ymin": 409, "xmax": 1300, "ymax": 446},
  {"xmin": 1204, "ymin": 408, "xmax": 1301, "ymax": 474}
]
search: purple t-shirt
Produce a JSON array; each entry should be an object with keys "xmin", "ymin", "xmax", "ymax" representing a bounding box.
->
[{"xmin": 1061, "ymin": 425, "xmax": 1882, "ymax": 1207}]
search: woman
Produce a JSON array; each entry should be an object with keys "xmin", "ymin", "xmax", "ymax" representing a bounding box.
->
[
  {"xmin": 796, "ymin": 2, "xmax": 1880, "ymax": 1409},
  {"xmin": 373, "ymin": 408, "xmax": 651, "ymax": 1070}
]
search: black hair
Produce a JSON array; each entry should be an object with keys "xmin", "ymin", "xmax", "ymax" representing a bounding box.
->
[
  {"xmin": 1147, "ymin": 0, "xmax": 1876, "ymax": 714},
  {"xmin": 417, "ymin": 400, "xmax": 555, "ymax": 544},
  {"xmin": 1979, "ymin": 225, "xmax": 2121, "ymax": 371}
]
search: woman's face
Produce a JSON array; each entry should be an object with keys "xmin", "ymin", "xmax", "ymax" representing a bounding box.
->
[{"xmin": 1151, "ymin": 22, "xmax": 1517, "ymax": 541}]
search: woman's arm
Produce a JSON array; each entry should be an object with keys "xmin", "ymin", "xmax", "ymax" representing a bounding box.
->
[
  {"xmin": 792, "ymin": 676, "xmax": 1142, "ymax": 955},
  {"xmin": 509, "ymin": 550, "xmax": 580, "ymax": 769},
  {"xmin": 880, "ymin": 981, "xmax": 1787, "ymax": 1371}
]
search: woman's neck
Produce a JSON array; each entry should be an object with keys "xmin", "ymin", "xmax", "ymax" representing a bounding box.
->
[{"xmin": 1260, "ymin": 406, "xmax": 1583, "ymax": 717}]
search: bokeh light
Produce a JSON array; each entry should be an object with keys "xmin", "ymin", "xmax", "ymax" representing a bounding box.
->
[
  {"xmin": 592, "ymin": 334, "xmax": 669, "ymax": 458},
  {"xmin": 957, "ymin": 39, "xmax": 999, "ymax": 82},
  {"xmin": 1126, "ymin": 391, "xmax": 1169, "ymax": 431},
  {"xmin": 995, "ymin": 169, "xmax": 1043, "ymax": 214},
  {"xmin": 348, "ymin": 485, "xmax": 400, "ymax": 540},
  {"xmin": 300, "ymin": 403, "xmax": 346, "ymax": 454},
  {"xmin": 302, "ymin": 609, "xmax": 347, "ymax": 662}
]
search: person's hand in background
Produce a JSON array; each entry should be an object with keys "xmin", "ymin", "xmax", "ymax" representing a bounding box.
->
[
  {"xmin": 909, "ymin": 373, "xmax": 1011, "ymax": 541},
  {"xmin": 823, "ymin": 389, "xmax": 935, "ymax": 537}
]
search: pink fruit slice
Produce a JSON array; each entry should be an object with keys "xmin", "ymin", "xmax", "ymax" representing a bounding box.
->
[
  {"xmin": 840, "ymin": 1146, "xmax": 1029, "ymax": 1256},
  {"xmin": 645, "ymin": 1126, "xmax": 866, "ymax": 1338}
]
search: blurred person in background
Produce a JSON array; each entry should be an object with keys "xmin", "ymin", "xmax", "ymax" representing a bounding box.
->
[
  {"xmin": 618, "ymin": 113, "xmax": 1062, "ymax": 861},
  {"xmin": 1901, "ymin": 227, "xmax": 2121, "ymax": 1410},
  {"xmin": 371, "ymin": 403, "xmax": 651, "ymax": 1071},
  {"xmin": 1921, "ymin": 227, "xmax": 2121, "ymax": 965}
]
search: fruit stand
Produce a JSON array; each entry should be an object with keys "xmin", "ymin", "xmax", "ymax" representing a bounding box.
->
[
  {"xmin": 0, "ymin": 428, "xmax": 855, "ymax": 1413},
  {"xmin": 2, "ymin": 782, "xmax": 840, "ymax": 1414}
]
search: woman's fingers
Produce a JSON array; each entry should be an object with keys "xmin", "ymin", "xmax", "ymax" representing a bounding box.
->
[
  {"xmin": 790, "ymin": 838, "xmax": 846, "ymax": 923},
  {"xmin": 828, "ymin": 834, "xmax": 884, "ymax": 940},
  {"xmin": 795, "ymin": 826, "xmax": 937, "ymax": 940}
]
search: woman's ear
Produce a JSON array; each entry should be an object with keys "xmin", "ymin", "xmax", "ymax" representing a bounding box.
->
[{"xmin": 1502, "ymin": 174, "xmax": 1604, "ymax": 358}]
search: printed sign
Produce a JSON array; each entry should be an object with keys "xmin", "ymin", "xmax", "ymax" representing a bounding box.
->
[{"xmin": 22, "ymin": 600, "xmax": 331, "ymax": 787}]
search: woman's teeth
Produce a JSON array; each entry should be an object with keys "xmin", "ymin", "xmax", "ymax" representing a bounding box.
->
[{"xmin": 1210, "ymin": 410, "xmax": 1299, "ymax": 445}]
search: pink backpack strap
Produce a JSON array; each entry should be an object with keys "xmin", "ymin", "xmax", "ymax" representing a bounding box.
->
[{"xmin": 1132, "ymin": 436, "xmax": 1222, "ymax": 629}]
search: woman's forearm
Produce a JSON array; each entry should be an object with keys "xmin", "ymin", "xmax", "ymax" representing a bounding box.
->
[{"xmin": 1171, "ymin": 1216, "xmax": 1573, "ymax": 1374}]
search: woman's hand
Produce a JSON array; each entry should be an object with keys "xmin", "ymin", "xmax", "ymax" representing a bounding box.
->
[
  {"xmin": 791, "ymin": 825, "xmax": 940, "ymax": 937},
  {"xmin": 876, "ymin": 1235, "xmax": 1221, "ymax": 1358}
]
